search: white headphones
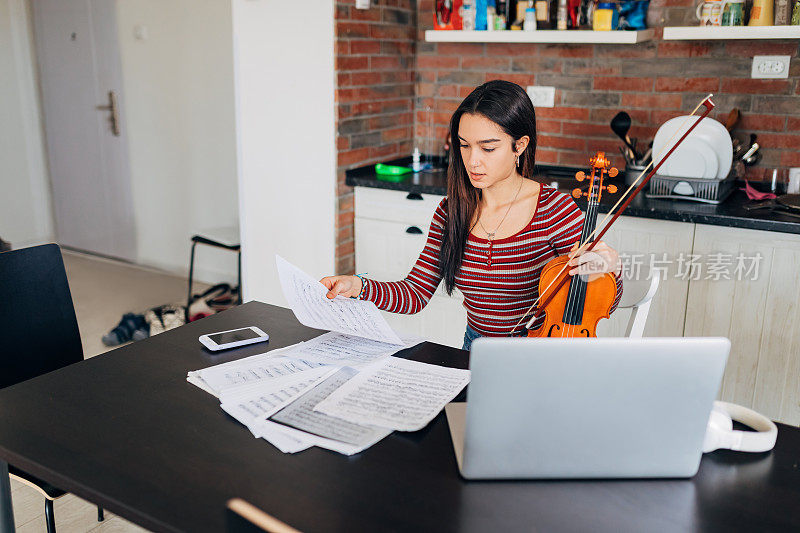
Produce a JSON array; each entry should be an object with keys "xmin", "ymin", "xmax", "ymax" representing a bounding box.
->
[{"xmin": 702, "ymin": 401, "xmax": 778, "ymax": 453}]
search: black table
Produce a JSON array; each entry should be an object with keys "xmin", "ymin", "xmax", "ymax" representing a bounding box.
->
[{"xmin": 1, "ymin": 302, "xmax": 800, "ymax": 532}]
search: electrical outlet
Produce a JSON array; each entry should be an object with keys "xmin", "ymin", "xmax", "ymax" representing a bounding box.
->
[
  {"xmin": 355, "ymin": 0, "xmax": 370, "ymax": 9},
  {"xmin": 751, "ymin": 56, "xmax": 790, "ymax": 79},
  {"xmin": 526, "ymin": 86, "xmax": 556, "ymax": 108}
]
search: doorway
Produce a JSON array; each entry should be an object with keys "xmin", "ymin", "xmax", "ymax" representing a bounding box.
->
[{"xmin": 32, "ymin": 0, "xmax": 136, "ymax": 261}]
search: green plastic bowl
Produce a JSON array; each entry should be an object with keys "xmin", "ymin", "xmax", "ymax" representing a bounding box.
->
[{"xmin": 375, "ymin": 163, "xmax": 412, "ymax": 182}]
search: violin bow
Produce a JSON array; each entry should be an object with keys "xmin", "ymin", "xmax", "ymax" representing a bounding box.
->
[{"xmin": 514, "ymin": 94, "xmax": 717, "ymax": 334}]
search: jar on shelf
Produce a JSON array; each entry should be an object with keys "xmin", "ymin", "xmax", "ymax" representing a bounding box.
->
[{"xmin": 593, "ymin": 1, "xmax": 619, "ymax": 29}]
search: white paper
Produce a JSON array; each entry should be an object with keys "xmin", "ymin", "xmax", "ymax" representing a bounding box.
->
[
  {"xmin": 267, "ymin": 367, "xmax": 392, "ymax": 454},
  {"xmin": 190, "ymin": 355, "xmax": 325, "ymax": 397},
  {"xmin": 276, "ymin": 255, "xmax": 404, "ymax": 345},
  {"xmin": 314, "ymin": 357, "xmax": 471, "ymax": 432},
  {"xmin": 276, "ymin": 331, "xmax": 424, "ymax": 369},
  {"xmin": 220, "ymin": 367, "xmax": 335, "ymax": 428}
]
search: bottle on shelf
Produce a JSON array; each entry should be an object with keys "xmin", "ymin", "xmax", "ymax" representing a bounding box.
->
[
  {"xmin": 557, "ymin": 0, "xmax": 569, "ymax": 28},
  {"xmin": 476, "ymin": 0, "xmax": 488, "ymax": 29},
  {"xmin": 412, "ymin": 148, "xmax": 422, "ymax": 172},
  {"xmin": 462, "ymin": 0, "xmax": 477, "ymax": 29},
  {"xmin": 524, "ymin": 4, "xmax": 538, "ymax": 28},
  {"xmin": 487, "ymin": 0, "xmax": 497, "ymax": 30},
  {"xmin": 535, "ymin": 0, "xmax": 558, "ymax": 28}
]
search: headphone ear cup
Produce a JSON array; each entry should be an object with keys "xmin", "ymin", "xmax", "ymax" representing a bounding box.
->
[{"xmin": 703, "ymin": 407, "xmax": 733, "ymax": 453}]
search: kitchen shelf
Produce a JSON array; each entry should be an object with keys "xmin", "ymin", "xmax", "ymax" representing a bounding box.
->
[
  {"xmin": 424, "ymin": 29, "xmax": 655, "ymax": 44},
  {"xmin": 663, "ymin": 25, "xmax": 800, "ymax": 40}
]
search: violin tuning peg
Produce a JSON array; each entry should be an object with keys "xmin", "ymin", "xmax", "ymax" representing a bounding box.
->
[
  {"xmin": 572, "ymin": 189, "xmax": 582, "ymax": 199},
  {"xmin": 607, "ymin": 184, "xmax": 617, "ymax": 194},
  {"xmin": 608, "ymin": 167, "xmax": 619, "ymax": 178},
  {"xmin": 575, "ymin": 171, "xmax": 585, "ymax": 182}
]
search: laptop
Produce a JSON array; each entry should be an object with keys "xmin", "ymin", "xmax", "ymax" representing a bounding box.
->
[{"xmin": 446, "ymin": 337, "xmax": 730, "ymax": 480}]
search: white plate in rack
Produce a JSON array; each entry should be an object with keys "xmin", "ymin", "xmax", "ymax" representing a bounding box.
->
[{"xmin": 653, "ymin": 116, "xmax": 733, "ymax": 180}]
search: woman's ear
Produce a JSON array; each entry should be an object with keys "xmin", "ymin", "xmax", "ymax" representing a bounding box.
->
[{"xmin": 514, "ymin": 135, "xmax": 530, "ymax": 156}]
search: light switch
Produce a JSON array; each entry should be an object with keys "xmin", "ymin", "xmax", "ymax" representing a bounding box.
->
[
  {"xmin": 526, "ymin": 86, "xmax": 556, "ymax": 108},
  {"xmin": 356, "ymin": 0, "xmax": 370, "ymax": 8}
]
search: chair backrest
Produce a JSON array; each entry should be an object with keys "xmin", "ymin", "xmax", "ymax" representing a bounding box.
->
[
  {"xmin": 0, "ymin": 244, "xmax": 83, "ymax": 389},
  {"xmin": 226, "ymin": 499, "xmax": 301, "ymax": 533}
]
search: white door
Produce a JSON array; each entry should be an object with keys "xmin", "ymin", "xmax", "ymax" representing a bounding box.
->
[{"xmin": 32, "ymin": 0, "xmax": 136, "ymax": 261}]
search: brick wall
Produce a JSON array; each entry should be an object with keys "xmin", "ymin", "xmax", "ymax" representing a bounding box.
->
[
  {"xmin": 335, "ymin": 0, "xmax": 416, "ymax": 275},
  {"xmin": 335, "ymin": 0, "xmax": 799, "ymax": 274},
  {"xmin": 415, "ymin": 0, "xmax": 800, "ymax": 174}
]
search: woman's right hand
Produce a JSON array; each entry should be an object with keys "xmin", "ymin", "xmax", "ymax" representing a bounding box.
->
[{"xmin": 319, "ymin": 275, "xmax": 363, "ymax": 299}]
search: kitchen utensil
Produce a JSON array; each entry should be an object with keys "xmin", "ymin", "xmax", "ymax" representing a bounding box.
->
[
  {"xmin": 653, "ymin": 116, "xmax": 733, "ymax": 180},
  {"xmin": 724, "ymin": 108, "xmax": 741, "ymax": 131},
  {"xmin": 610, "ymin": 112, "xmax": 637, "ymax": 161},
  {"xmin": 696, "ymin": 0, "xmax": 724, "ymax": 24},
  {"xmin": 768, "ymin": 168, "xmax": 789, "ymax": 195},
  {"xmin": 374, "ymin": 163, "xmax": 412, "ymax": 182},
  {"xmin": 646, "ymin": 172, "xmax": 736, "ymax": 204}
]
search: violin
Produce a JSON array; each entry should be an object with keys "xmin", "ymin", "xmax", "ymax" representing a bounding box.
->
[
  {"xmin": 527, "ymin": 152, "xmax": 619, "ymax": 338},
  {"xmin": 520, "ymin": 95, "xmax": 717, "ymax": 338}
]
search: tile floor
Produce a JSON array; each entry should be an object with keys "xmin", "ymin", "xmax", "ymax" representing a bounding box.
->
[{"xmin": 9, "ymin": 250, "xmax": 208, "ymax": 532}]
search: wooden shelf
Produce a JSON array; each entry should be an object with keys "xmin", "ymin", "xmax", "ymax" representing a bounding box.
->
[
  {"xmin": 663, "ymin": 25, "xmax": 800, "ymax": 40},
  {"xmin": 424, "ymin": 29, "xmax": 655, "ymax": 44}
]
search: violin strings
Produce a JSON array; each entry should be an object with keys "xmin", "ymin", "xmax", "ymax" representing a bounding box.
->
[{"xmin": 510, "ymin": 94, "xmax": 714, "ymax": 336}]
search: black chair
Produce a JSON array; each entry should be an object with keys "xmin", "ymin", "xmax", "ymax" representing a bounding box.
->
[
  {"xmin": 0, "ymin": 244, "xmax": 104, "ymax": 532},
  {"xmin": 226, "ymin": 498, "xmax": 300, "ymax": 533}
]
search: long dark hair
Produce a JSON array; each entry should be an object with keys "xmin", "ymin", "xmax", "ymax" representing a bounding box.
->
[{"xmin": 440, "ymin": 80, "xmax": 537, "ymax": 294}]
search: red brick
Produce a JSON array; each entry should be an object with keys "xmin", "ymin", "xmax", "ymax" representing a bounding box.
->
[
  {"xmin": 657, "ymin": 42, "xmax": 713, "ymax": 58},
  {"xmin": 538, "ymin": 135, "xmax": 586, "ymax": 151},
  {"xmin": 787, "ymin": 117, "xmax": 800, "ymax": 131},
  {"xmin": 337, "ymin": 56, "xmax": 369, "ymax": 70},
  {"xmin": 369, "ymin": 24, "xmax": 413, "ymax": 40},
  {"xmin": 720, "ymin": 78, "xmax": 791, "ymax": 94},
  {"xmin": 725, "ymin": 41, "xmax": 800, "ymax": 57},
  {"xmin": 780, "ymin": 151, "xmax": 800, "ymax": 166},
  {"xmin": 417, "ymin": 55, "xmax": 459, "ymax": 69},
  {"xmin": 350, "ymin": 7, "xmax": 381, "ymax": 21},
  {"xmin": 535, "ymin": 149, "xmax": 558, "ymax": 164},
  {"xmin": 337, "ymin": 136, "xmax": 350, "ymax": 150},
  {"xmin": 621, "ymin": 93, "xmax": 683, "ymax": 109},
  {"xmin": 738, "ymin": 114, "xmax": 786, "ymax": 132},
  {"xmin": 369, "ymin": 143, "xmax": 402, "ymax": 159},
  {"xmin": 351, "ymin": 71, "xmax": 382, "ymax": 86},
  {"xmin": 336, "ymin": 22, "xmax": 370, "ymax": 38},
  {"xmin": 562, "ymin": 122, "xmax": 614, "ymax": 137},
  {"xmin": 656, "ymin": 77, "xmax": 719, "ymax": 92},
  {"xmin": 536, "ymin": 119, "xmax": 562, "ymax": 134},
  {"xmin": 382, "ymin": 126, "xmax": 413, "ymax": 142},
  {"xmin": 484, "ymin": 72, "xmax": 534, "ymax": 86},
  {"xmin": 371, "ymin": 56, "xmax": 401, "ymax": 70},
  {"xmin": 536, "ymin": 107, "xmax": 591, "ymax": 121},
  {"xmin": 594, "ymin": 77, "xmax": 653, "ymax": 92},
  {"xmin": 338, "ymin": 147, "xmax": 370, "ymax": 166},
  {"xmin": 590, "ymin": 108, "xmax": 649, "ymax": 125},
  {"xmin": 350, "ymin": 40, "xmax": 381, "ymax": 54},
  {"xmin": 754, "ymin": 133, "xmax": 800, "ymax": 149},
  {"xmin": 435, "ymin": 42, "xmax": 485, "ymax": 55},
  {"xmin": 461, "ymin": 56, "xmax": 511, "ymax": 71}
]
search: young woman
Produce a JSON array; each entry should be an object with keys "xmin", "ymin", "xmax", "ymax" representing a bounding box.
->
[{"xmin": 321, "ymin": 80, "xmax": 622, "ymax": 350}]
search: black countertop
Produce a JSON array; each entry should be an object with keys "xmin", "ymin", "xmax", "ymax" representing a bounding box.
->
[{"xmin": 345, "ymin": 157, "xmax": 800, "ymax": 236}]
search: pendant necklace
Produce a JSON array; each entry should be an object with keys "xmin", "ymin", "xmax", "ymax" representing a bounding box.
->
[{"xmin": 478, "ymin": 177, "xmax": 524, "ymax": 267}]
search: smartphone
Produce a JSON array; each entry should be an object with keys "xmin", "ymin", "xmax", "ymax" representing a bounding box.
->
[{"xmin": 198, "ymin": 326, "xmax": 269, "ymax": 352}]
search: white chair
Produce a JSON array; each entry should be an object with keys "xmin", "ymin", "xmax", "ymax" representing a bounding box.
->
[{"xmin": 616, "ymin": 272, "xmax": 660, "ymax": 338}]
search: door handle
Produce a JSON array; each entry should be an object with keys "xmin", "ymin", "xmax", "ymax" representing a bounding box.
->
[
  {"xmin": 96, "ymin": 90, "xmax": 120, "ymax": 136},
  {"xmin": 405, "ymin": 226, "xmax": 423, "ymax": 234}
]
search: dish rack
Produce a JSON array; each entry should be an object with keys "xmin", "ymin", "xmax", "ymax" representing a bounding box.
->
[{"xmin": 644, "ymin": 169, "xmax": 737, "ymax": 204}]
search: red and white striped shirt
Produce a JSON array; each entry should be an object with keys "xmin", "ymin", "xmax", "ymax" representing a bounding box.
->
[{"xmin": 361, "ymin": 184, "xmax": 623, "ymax": 336}]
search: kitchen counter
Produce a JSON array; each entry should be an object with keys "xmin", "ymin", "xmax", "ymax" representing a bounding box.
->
[{"xmin": 345, "ymin": 157, "xmax": 800, "ymax": 235}]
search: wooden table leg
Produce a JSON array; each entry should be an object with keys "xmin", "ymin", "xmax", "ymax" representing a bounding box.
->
[{"xmin": 0, "ymin": 460, "xmax": 14, "ymax": 533}]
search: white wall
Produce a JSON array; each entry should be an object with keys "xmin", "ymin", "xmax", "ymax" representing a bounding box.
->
[
  {"xmin": 0, "ymin": 0, "xmax": 53, "ymax": 248},
  {"xmin": 116, "ymin": 0, "xmax": 239, "ymax": 283},
  {"xmin": 232, "ymin": 0, "xmax": 337, "ymax": 305}
]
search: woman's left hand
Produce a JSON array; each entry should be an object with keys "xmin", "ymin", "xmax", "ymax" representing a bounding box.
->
[{"xmin": 567, "ymin": 241, "xmax": 621, "ymax": 282}]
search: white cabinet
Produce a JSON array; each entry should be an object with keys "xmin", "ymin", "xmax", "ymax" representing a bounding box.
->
[
  {"xmin": 596, "ymin": 216, "xmax": 695, "ymax": 338},
  {"xmin": 684, "ymin": 224, "xmax": 800, "ymax": 425},
  {"xmin": 355, "ymin": 188, "xmax": 466, "ymax": 348}
]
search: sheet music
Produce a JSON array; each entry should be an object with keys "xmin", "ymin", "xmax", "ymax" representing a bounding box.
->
[
  {"xmin": 220, "ymin": 367, "xmax": 336, "ymax": 429},
  {"xmin": 268, "ymin": 367, "xmax": 392, "ymax": 452},
  {"xmin": 276, "ymin": 331, "xmax": 424, "ymax": 369},
  {"xmin": 191, "ymin": 355, "xmax": 325, "ymax": 397},
  {"xmin": 314, "ymin": 358, "xmax": 471, "ymax": 432},
  {"xmin": 276, "ymin": 255, "xmax": 404, "ymax": 345}
]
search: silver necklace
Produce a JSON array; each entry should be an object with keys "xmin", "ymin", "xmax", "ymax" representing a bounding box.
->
[{"xmin": 478, "ymin": 177, "xmax": 524, "ymax": 241}]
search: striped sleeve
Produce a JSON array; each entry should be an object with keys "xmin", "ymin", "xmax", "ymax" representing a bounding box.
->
[
  {"xmin": 547, "ymin": 192, "xmax": 623, "ymax": 314},
  {"xmin": 360, "ymin": 199, "xmax": 448, "ymax": 314}
]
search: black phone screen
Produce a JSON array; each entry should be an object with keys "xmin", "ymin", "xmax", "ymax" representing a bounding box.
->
[{"xmin": 207, "ymin": 328, "xmax": 261, "ymax": 345}]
